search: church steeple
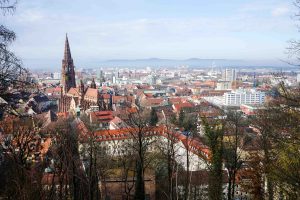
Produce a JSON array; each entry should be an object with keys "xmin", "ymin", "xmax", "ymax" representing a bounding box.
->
[
  {"xmin": 91, "ymin": 78, "xmax": 96, "ymax": 89},
  {"xmin": 79, "ymin": 79, "xmax": 85, "ymax": 94},
  {"xmin": 64, "ymin": 34, "xmax": 72, "ymax": 61},
  {"xmin": 61, "ymin": 34, "xmax": 76, "ymax": 94}
]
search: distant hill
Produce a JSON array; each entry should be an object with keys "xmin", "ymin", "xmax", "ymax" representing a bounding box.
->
[
  {"xmin": 27, "ymin": 58, "xmax": 296, "ymax": 71},
  {"xmin": 101, "ymin": 58, "xmax": 290, "ymax": 69}
]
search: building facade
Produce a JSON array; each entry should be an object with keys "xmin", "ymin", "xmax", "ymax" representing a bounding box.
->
[
  {"xmin": 222, "ymin": 68, "xmax": 237, "ymax": 82},
  {"xmin": 223, "ymin": 89, "xmax": 265, "ymax": 106}
]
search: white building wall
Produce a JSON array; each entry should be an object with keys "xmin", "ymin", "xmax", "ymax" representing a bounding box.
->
[
  {"xmin": 79, "ymin": 134, "xmax": 208, "ymax": 172},
  {"xmin": 223, "ymin": 89, "xmax": 265, "ymax": 106},
  {"xmin": 175, "ymin": 142, "xmax": 207, "ymax": 171}
]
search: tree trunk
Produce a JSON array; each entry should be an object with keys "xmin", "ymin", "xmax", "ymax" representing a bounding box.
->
[
  {"xmin": 134, "ymin": 159, "xmax": 145, "ymax": 200},
  {"xmin": 185, "ymin": 145, "xmax": 190, "ymax": 200},
  {"xmin": 227, "ymin": 171, "xmax": 232, "ymax": 200}
]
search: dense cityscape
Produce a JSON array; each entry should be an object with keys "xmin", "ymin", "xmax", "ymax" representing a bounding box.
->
[{"xmin": 1, "ymin": 0, "xmax": 300, "ymax": 200}]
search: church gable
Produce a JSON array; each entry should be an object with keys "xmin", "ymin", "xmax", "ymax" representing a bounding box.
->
[
  {"xmin": 84, "ymin": 88, "xmax": 98, "ymax": 102},
  {"xmin": 67, "ymin": 87, "xmax": 80, "ymax": 97}
]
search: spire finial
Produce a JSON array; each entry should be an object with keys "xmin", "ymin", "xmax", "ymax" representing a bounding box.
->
[{"xmin": 64, "ymin": 33, "xmax": 71, "ymax": 61}]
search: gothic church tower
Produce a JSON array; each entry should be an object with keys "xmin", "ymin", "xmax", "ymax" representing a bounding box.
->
[{"xmin": 61, "ymin": 34, "xmax": 76, "ymax": 94}]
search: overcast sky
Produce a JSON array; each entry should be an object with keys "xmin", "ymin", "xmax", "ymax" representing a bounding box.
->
[{"xmin": 2, "ymin": 0, "xmax": 299, "ymax": 69}]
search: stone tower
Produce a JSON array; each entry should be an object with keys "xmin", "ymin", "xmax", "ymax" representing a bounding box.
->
[
  {"xmin": 61, "ymin": 34, "xmax": 76, "ymax": 94},
  {"xmin": 91, "ymin": 78, "xmax": 97, "ymax": 89}
]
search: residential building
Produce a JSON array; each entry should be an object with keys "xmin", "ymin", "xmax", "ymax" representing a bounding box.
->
[{"xmin": 223, "ymin": 89, "xmax": 265, "ymax": 106}]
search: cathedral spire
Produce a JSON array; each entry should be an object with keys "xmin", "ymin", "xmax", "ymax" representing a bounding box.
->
[
  {"xmin": 64, "ymin": 33, "xmax": 72, "ymax": 61},
  {"xmin": 61, "ymin": 34, "xmax": 76, "ymax": 94},
  {"xmin": 91, "ymin": 78, "xmax": 96, "ymax": 89}
]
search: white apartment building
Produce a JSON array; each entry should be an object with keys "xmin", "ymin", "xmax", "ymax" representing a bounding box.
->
[
  {"xmin": 223, "ymin": 89, "xmax": 265, "ymax": 106},
  {"xmin": 76, "ymin": 118, "xmax": 210, "ymax": 172}
]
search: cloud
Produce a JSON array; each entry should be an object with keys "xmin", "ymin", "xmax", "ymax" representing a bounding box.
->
[
  {"xmin": 4, "ymin": 0, "xmax": 296, "ymax": 69},
  {"xmin": 17, "ymin": 10, "xmax": 45, "ymax": 23},
  {"xmin": 240, "ymin": 1, "xmax": 291, "ymax": 17},
  {"xmin": 271, "ymin": 6, "xmax": 290, "ymax": 17},
  {"xmin": 10, "ymin": 13, "xmax": 294, "ymax": 59}
]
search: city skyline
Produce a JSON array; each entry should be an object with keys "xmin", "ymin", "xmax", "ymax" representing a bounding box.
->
[{"xmin": 3, "ymin": 0, "xmax": 298, "ymax": 69}]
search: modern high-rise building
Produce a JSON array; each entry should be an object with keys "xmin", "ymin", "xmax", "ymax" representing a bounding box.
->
[
  {"xmin": 222, "ymin": 68, "xmax": 236, "ymax": 82},
  {"xmin": 53, "ymin": 72, "xmax": 61, "ymax": 80},
  {"xmin": 61, "ymin": 34, "xmax": 76, "ymax": 94}
]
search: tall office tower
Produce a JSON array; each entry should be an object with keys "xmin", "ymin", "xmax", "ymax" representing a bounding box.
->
[{"xmin": 222, "ymin": 68, "xmax": 237, "ymax": 82}]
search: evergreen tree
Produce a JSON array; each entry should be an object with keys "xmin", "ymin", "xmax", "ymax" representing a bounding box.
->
[
  {"xmin": 202, "ymin": 118, "xmax": 224, "ymax": 200},
  {"xmin": 178, "ymin": 109, "xmax": 185, "ymax": 127},
  {"xmin": 150, "ymin": 108, "xmax": 158, "ymax": 126}
]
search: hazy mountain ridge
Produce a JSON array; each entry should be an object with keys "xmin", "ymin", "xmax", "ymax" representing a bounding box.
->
[{"xmin": 103, "ymin": 58, "xmax": 290, "ymax": 69}]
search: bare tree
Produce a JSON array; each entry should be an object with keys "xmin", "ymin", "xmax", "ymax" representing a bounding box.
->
[
  {"xmin": 251, "ymin": 108, "xmax": 278, "ymax": 200},
  {"xmin": 156, "ymin": 117, "xmax": 181, "ymax": 200},
  {"xmin": 202, "ymin": 117, "xmax": 225, "ymax": 200},
  {"xmin": 45, "ymin": 118, "xmax": 88, "ymax": 200},
  {"xmin": 0, "ymin": 0, "xmax": 30, "ymax": 99},
  {"xmin": 240, "ymin": 152, "xmax": 264, "ymax": 200},
  {"xmin": 0, "ymin": 0, "xmax": 17, "ymax": 12},
  {"xmin": 224, "ymin": 111, "xmax": 244, "ymax": 200},
  {"xmin": 118, "ymin": 149, "xmax": 136, "ymax": 200},
  {"xmin": 123, "ymin": 109, "xmax": 156, "ymax": 200},
  {"xmin": 0, "ymin": 117, "xmax": 45, "ymax": 200}
]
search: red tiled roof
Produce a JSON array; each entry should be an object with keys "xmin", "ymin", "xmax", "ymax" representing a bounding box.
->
[
  {"xmin": 128, "ymin": 107, "xmax": 138, "ymax": 113},
  {"xmin": 173, "ymin": 102, "xmax": 194, "ymax": 112},
  {"xmin": 114, "ymin": 107, "xmax": 138, "ymax": 116},
  {"xmin": 93, "ymin": 126, "xmax": 164, "ymax": 140},
  {"xmin": 169, "ymin": 97, "xmax": 185, "ymax": 104},
  {"xmin": 67, "ymin": 87, "xmax": 80, "ymax": 96},
  {"xmin": 112, "ymin": 96, "xmax": 123, "ymax": 102},
  {"xmin": 76, "ymin": 121, "xmax": 210, "ymax": 160},
  {"xmin": 181, "ymin": 137, "xmax": 210, "ymax": 159},
  {"xmin": 144, "ymin": 93, "xmax": 153, "ymax": 97},
  {"xmin": 45, "ymin": 87, "xmax": 61, "ymax": 95},
  {"xmin": 85, "ymin": 88, "xmax": 98, "ymax": 99},
  {"xmin": 57, "ymin": 112, "xmax": 69, "ymax": 118},
  {"xmin": 112, "ymin": 95, "xmax": 134, "ymax": 104},
  {"xmin": 102, "ymin": 94, "xmax": 111, "ymax": 99},
  {"xmin": 142, "ymin": 98, "xmax": 164, "ymax": 107},
  {"xmin": 101, "ymin": 86, "xmax": 113, "ymax": 90},
  {"xmin": 110, "ymin": 116, "xmax": 123, "ymax": 125},
  {"xmin": 90, "ymin": 111, "xmax": 114, "ymax": 123}
]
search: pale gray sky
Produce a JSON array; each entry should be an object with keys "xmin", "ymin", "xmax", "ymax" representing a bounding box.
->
[{"xmin": 2, "ymin": 0, "xmax": 298, "ymax": 69}]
